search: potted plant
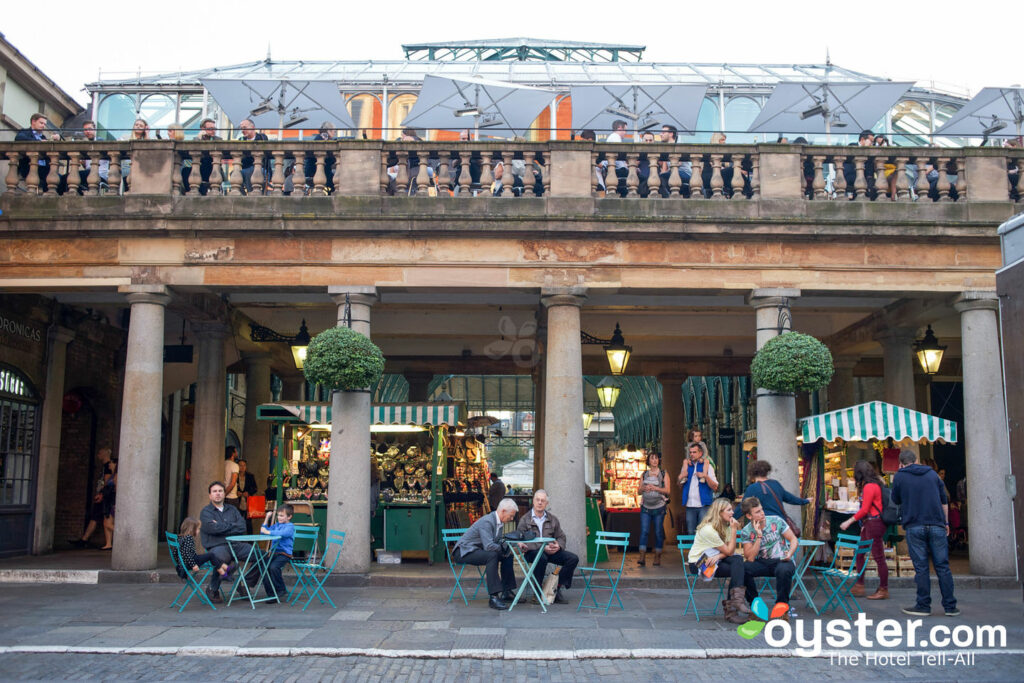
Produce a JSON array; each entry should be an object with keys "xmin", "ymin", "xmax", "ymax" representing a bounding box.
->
[
  {"xmin": 302, "ymin": 326, "xmax": 385, "ymax": 392},
  {"xmin": 751, "ymin": 331, "xmax": 834, "ymax": 394}
]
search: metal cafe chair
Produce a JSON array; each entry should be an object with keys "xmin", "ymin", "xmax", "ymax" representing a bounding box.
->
[
  {"xmin": 165, "ymin": 531, "xmax": 219, "ymax": 612},
  {"xmin": 442, "ymin": 528, "xmax": 486, "ymax": 605},
  {"xmin": 577, "ymin": 531, "xmax": 630, "ymax": 615},
  {"xmin": 286, "ymin": 525, "xmax": 321, "ymax": 603},
  {"xmin": 812, "ymin": 537, "xmax": 875, "ymax": 619},
  {"xmin": 677, "ymin": 536, "xmax": 727, "ymax": 621},
  {"xmin": 290, "ymin": 529, "xmax": 345, "ymax": 611}
]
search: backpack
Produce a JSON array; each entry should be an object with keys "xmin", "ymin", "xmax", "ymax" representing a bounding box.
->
[{"xmin": 880, "ymin": 485, "xmax": 900, "ymax": 526}]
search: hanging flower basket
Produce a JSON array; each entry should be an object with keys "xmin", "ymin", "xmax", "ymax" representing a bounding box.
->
[
  {"xmin": 303, "ymin": 326, "xmax": 385, "ymax": 392},
  {"xmin": 751, "ymin": 331, "xmax": 834, "ymax": 394}
]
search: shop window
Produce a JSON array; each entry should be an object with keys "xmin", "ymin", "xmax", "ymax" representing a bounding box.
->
[{"xmin": 0, "ymin": 366, "xmax": 38, "ymax": 507}]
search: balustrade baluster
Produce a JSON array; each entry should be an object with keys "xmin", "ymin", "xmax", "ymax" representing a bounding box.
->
[
  {"xmin": 396, "ymin": 151, "xmax": 410, "ymax": 195},
  {"xmin": 626, "ymin": 152, "xmax": 639, "ymax": 198},
  {"xmin": 541, "ymin": 155, "xmax": 550, "ymax": 197},
  {"xmin": 590, "ymin": 151, "xmax": 600, "ymax": 196},
  {"xmin": 853, "ymin": 156, "xmax": 868, "ymax": 200},
  {"xmin": 458, "ymin": 155, "xmax": 472, "ymax": 197},
  {"xmin": 208, "ymin": 152, "xmax": 223, "ymax": 196},
  {"xmin": 915, "ymin": 156, "xmax": 930, "ymax": 200},
  {"xmin": 690, "ymin": 154, "xmax": 704, "ymax": 199},
  {"xmin": 415, "ymin": 155, "xmax": 429, "ymax": 196},
  {"xmin": 750, "ymin": 154, "xmax": 761, "ymax": 200},
  {"xmin": 227, "ymin": 149, "xmax": 243, "ymax": 195},
  {"xmin": 4, "ymin": 152, "xmax": 20, "ymax": 192},
  {"xmin": 954, "ymin": 157, "xmax": 966, "ymax": 200},
  {"xmin": 64, "ymin": 151, "xmax": 81, "ymax": 199},
  {"xmin": 108, "ymin": 152, "xmax": 123, "ymax": 195},
  {"xmin": 270, "ymin": 150, "xmax": 285, "ymax": 196},
  {"xmin": 937, "ymin": 157, "xmax": 952, "ymax": 201},
  {"xmin": 181, "ymin": 151, "xmax": 195, "ymax": 195},
  {"xmin": 24, "ymin": 152, "xmax": 40, "ymax": 194},
  {"xmin": 380, "ymin": 152, "xmax": 391, "ymax": 195},
  {"xmin": 833, "ymin": 155, "xmax": 847, "ymax": 198},
  {"xmin": 252, "ymin": 150, "xmax": 265, "ymax": 196},
  {"xmin": 501, "ymin": 154, "xmax": 515, "ymax": 196},
  {"xmin": 169, "ymin": 150, "xmax": 182, "ymax": 196},
  {"xmin": 331, "ymin": 150, "xmax": 342, "ymax": 195},
  {"xmin": 479, "ymin": 153, "xmax": 493, "ymax": 198},
  {"xmin": 811, "ymin": 155, "xmax": 826, "ymax": 199},
  {"xmin": 666, "ymin": 153, "xmax": 680, "ymax": 198},
  {"xmin": 43, "ymin": 150, "xmax": 59, "ymax": 196},
  {"xmin": 438, "ymin": 154, "xmax": 451, "ymax": 195},
  {"xmin": 895, "ymin": 157, "xmax": 910, "ymax": 201},
  {"xmin": 523, "ymin": 154, "xmax": 537, "ymax": 198},
  {"xmin": 709, "ymin": 154, "xmax": 724, "ymax": 199},
  {"xmin": 313, "ymin": 152, "xmax": 327, "ymax": 195}
]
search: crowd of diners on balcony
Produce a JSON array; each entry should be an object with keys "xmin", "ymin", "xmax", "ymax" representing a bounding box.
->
[{"xmin": 7, "ymin": 111, "xmax": 1022, "ymax": 202}]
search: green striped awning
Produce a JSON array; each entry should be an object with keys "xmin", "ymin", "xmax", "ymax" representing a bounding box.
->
[
  {"xmin": 257, "ymin": 402, "xmax": 462, "ymax": 426},
  {"xmin": 799, "ymin": 401, "xmax": 957, "ymax": 445}
]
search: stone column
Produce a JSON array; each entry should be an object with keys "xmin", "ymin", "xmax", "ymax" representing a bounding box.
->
[
  {"xmin": 111, "ymin": 286, "xmax": 170, "ymax": 571},
  {"xmin": 658, "ymin": 374, "xmax": 686, "ymax": 542},
  {"xmin": 280, "ymin": 375, "xmax": 306, "ymax": 402},
  {"xmin": 954, "ymin": 292, "xmax": 1015, "ymax": 576},
  {"xmin": 403, "ymin": 371, "xmax": 433, "ymax": 402},
  {"xmin": 828, "ymin": 356, "xmax": 858, "ymax": 411},
  {"xmin": 187, "ymin": 322, "xmax": 229, "ymax": 522},
  {"xmin": 31, "ymin": 325, "xmax": 75, "ymax": 554},
  {"xmin": 875, "ymin": 327, "xmax": 918, "ymax": 410},
  {"xmin": 327, "ymin": 286, "xmax": 378, "ymax": 573},
  {"xmin": 242, "ymin": 352, "xmax": 273, "ymax": 492},
  {"xmin": 748, "ymin": 289, "xmax": 801, "ymax": 521},
  {"xmin": 541, "ymin": 291, "xmax": 587, "ymax": 561}
]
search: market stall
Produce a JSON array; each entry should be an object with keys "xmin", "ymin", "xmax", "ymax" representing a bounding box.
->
[
  {"xmin": 256, "ymin": 401, "xmax": 466, "ymax": 564},
  {"xmin": 798, "ymin": 401, "xmax": 958, "ymax": 567},
  {"xmin": 600, "ymin": 445, "xmax": 646, "ymax": 549}
]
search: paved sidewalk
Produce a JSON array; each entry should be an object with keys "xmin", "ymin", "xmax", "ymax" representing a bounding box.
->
[{"xmin": 0, "ymin": 581, "xmax": 1020, "ymax": 663}]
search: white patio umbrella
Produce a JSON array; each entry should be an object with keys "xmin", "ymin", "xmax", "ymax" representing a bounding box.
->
[
  {"xmin": 569, "ymin": 84, "xmax": 708, "ymax": 136},
  {"xmin": 400, "ymin": 75, "xmax": 555, "ymax": 138},
  {"xmin": 200, "ymin": 78, "xmax": 356, "ymax": 132},
  {"xmin": 747, "ymin": 82, "xmax": 912, "ymax": 140},
  {"xmin": 934, "ymin": 87, "xmax": 1024, "ymax": 139}
]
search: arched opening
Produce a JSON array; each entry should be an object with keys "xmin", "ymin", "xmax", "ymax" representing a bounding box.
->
[{"xmin": 0, "ymin": 364, "xmax": 40, "ymax": 557}]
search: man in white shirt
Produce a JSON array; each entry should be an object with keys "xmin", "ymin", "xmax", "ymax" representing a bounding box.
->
[
  {"xmin": 224, "ymin": 446, "xmax": 240, "ymax": 509},
  {"xmin": 605, "ymin": 120, "xmax": 629, "ymax": 197}
]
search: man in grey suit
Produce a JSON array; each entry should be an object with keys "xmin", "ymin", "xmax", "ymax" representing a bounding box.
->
[{"xmin": 454, "ymin": 498, "xmax": 519, "ymax": 610}]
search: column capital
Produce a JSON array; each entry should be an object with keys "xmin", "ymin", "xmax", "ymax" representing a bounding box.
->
[
  {"xmin": 191, "ymin": 321, "xmax": 231, "ymax": 339},
  {"xmin": 541, "ymin": 292, "xmax": 586, "ymax": 309},
  {"xmin": 328, "ymin": 286, "xmax": 378, "ymax": 308},
  {"xmin": 873, "ymin": 326, "xmax": 918, "ymax": 346},
  {"xmin": 120, "ymin": 284, "xmax": 171, "ymax": 308},
  {"xmin": 47, "ymin": 325, "xmax": 75, "ymax": 346},
  {"xmin": 746, "ymin": 288, "xmax": 801, "ymax": 308},
  {"xmin": 953, "ymin": 291, "xmax": 999, "ymax": 313},
  {"xmin": 831, "ymin": 355, "xmax": 859, "ymax": 370},
  {"xmin": 241, "ymin": 351, "xmax": 273, "ymax": 366}
]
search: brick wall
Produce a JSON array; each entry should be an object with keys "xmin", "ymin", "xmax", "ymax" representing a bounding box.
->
[{"xmin": 53, "ymin": 316, "xmax": 125, "ymax": 547}]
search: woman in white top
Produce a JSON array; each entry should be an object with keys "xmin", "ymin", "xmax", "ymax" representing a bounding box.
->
[{"xmin": 688, "ymin": 497, "xmax": 754, "ymax": 624}]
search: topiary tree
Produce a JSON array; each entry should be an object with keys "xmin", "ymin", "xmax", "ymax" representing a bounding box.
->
[
  {"xmin": 751, "ymin": 331, "xmax": 834, "ymax": 394},
  {"xmin": 303, "ymin": 326, "xmax": 385, "ymax": 392}
]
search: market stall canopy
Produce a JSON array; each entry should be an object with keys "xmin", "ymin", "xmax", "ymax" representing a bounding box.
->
[
  {"xmin": 257, "ymin": 402, "xmax": 461, "ymax": 426},
  {"xmin": 569, "ymin": 84, "xmax": 708, "ymax": 134},
  {"xmin": 200, "ymin": 78, "xmax": 356, "ymax": 130},
  {"xmin": 799, "ymin": 401, "xmax": 957, "ymax": 445},
  {"xmin": 399, "ymin": 75, "xmax": 555, "ymax": 136},
  {"xmin": 746, "ymin": 82, "xmax": 912, "ymax": 134},
  {"xmin": 933, "ymin": 87, "xmax": 1024, "ymax": 138}
]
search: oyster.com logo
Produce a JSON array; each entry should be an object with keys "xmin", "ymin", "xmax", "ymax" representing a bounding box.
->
[{"xmin": 737, "ymin": 597, "xmax": 789, "ymax": 640}]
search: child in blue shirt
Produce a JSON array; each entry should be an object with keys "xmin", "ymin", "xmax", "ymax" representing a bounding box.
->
[{"xmin": 260, "ymin": 503, "xmax": 295, "ymax": 602}]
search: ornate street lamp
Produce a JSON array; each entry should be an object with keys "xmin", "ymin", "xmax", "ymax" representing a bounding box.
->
[
  {"xmin": 914, "ymin": 324, "xmax": 946, "ymax": 376},
  {"xmin": 596, "ymin": 377, "xmax": 621, "ymax": 409},
  {"xmin": 249, "ymin": 319, "xmax": 312, "ymax": 369},
  {"xmin": 581, "ymin": 322, "xmax": 632, "ymax": 375}
]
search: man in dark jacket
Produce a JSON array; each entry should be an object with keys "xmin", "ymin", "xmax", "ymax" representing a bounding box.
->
[
  {"xmin": 891, "ymin": 449, "xmax": 958, "ymax": 616},
  {"xmin": 15, "ymin": 113, "xmax": 60, "ymax": 192},
  {"xmin": 237, "ymin": 118, "xmax": 269, "ymax": 195},
  {"xmin": 199, "ymin": 481, "xmax": 258, "ymax": 602},
  {"xmin": 454, "ymin": 498, "xmax": 519, "ymax": 610},
  {"xmin": 514, "ymin": 489, "xmax": 578, "ymax": 604}
]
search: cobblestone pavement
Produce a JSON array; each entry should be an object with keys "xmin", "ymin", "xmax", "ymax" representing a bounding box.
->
[{"xmin": 1, "ymin": 652, "xmax": 1022, "ymax": 681}]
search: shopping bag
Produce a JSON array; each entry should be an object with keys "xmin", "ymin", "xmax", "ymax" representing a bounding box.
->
[
  {"xmin": 542, "ymin": 567, "xmax": 560, "ymax": 604},
  {"xmin": 247, "ymin": 495, "xmax": 266, "ymax": 519}
]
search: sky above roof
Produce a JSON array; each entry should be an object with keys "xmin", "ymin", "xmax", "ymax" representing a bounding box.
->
[{"xmin": 5, "ymin": 0, "xmax": 1014, "ymax": 107}]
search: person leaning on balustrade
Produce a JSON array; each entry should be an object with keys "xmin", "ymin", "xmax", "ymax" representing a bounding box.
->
[
  {"xmin": 237, "ymin": 118, "xmax": 268, "ymax": 195},
  {"xmin": 74, "ymin": 121, "xmax": 109, "ymax": 194},
  {"xmin": 192, "ymin": 118, "xmax": 222, "ymax": 195},
  {"xmin": 15, "ymin": 113, "xmax": 61, "ymax": 193}
]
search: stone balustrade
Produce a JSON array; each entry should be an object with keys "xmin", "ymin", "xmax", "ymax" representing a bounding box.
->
[{"xmin": 1, "ymin": 140, "xmax": 1020, "ymax": 203}]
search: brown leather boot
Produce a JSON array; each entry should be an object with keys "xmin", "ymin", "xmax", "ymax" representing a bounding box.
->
[
  {"xmin": 637, "ymin": 552, "xmax": 646, "ymax": 567},
  {"xmin": 653, "ymin": 551, "xmax": 661, "ymax": 566},
  {"xmin": 723, "ymin": 599, "xmax": 746, "ymax": 624},
  {"xmin": 866, "ymin": 587, "xmax": 889, "ymax": 600},
  {"xmin": 729, "ymin": 587, "xmax": 752, "ymax": 615},
  {"xmin": 850, "ymin": 583, "xmax": 866, "ymax": 597}
]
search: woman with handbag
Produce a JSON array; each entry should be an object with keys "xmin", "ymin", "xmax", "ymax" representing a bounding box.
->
[
  {"xmin": 637, "ymin": 452, "xmax": 670, "ymax": 567},
  {"xmin": 738, "ymin": 460, "xmax": 809, "ymax": 533}
]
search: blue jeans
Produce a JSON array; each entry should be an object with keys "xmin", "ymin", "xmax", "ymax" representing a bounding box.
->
[
  {"xmin": 685, "ymin": 505, "xmax": 710, "ymax": 536},
  {"xmin": 639, "ymin": 507, "xmax": 666, "ymax": 551},
  {"xmin": 261, "ymin": 552, "xmax": 291, "ymax": 600},
  {"xmin": 905, "ymin": 524, "xmax": 956, "ymax": 612}
]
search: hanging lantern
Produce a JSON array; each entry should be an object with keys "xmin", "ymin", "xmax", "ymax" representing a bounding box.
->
[
  {"xmin": 596, "ymin": 377, "xmax": 621, "ymax": 408},
  {"xmin": 914, "ymin": 324, "xmax": 946, "ymax": 376}
]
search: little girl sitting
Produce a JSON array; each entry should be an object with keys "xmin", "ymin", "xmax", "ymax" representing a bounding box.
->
[{"xmin": 177, "ymin": 517, "xmax": 234, "ymax": 579}]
